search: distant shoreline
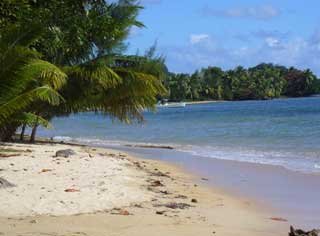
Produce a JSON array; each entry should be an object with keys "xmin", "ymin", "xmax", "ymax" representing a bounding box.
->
[
  {"xmin": 184, "ymin": 100, "xmax": 221, "ymax": 105},
  {"xmin": 181, "ymin": 95, "xmax": 320, "ymax": 105}
]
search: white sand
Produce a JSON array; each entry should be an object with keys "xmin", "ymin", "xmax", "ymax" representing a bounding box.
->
[
  {"xmin": 0, "ymin": 143, "xmax": 153, "ymax": 216},
  {"xmin": 0, "ymin": 142, "xmax": 289, "ymax": 236}
]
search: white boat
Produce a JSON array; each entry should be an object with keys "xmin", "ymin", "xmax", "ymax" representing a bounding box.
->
[{"xmin": 157, "ymin": 102, "xmax": 186, "ymax": 108}]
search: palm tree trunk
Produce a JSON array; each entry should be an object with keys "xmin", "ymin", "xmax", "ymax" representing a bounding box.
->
[
  {"xmin": 20, "ymin": 124, "xmax": 26, "ymax": 141},
  {"xmin": 0, "ymin": 123, "xmax": 18, "ymax": 142},
  {"xmin": 30, "ymin": 123, "xmax": 38, "ymax": 143}
]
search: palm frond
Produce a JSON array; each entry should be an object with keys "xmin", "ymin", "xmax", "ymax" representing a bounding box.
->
[
  {"xmin": 21, "ymin": 59, "xmax": 67, "ymax": 90},
  {"xmin": 0, "ymin": 86, "xmax": 64, "ymax": 125},
  {"xmin": 15, "ymin": 112, "xmax": 52, "ymax": 129},
  {"xmin": 64, "ymin": 62, "xmax": 122, "ymax": 89}
]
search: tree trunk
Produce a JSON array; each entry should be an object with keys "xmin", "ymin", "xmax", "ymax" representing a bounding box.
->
[
  {"xmin": 30, "ymin": 124, "xmax": 38, "ymax": 143},
  {"xmin": 20, "ymin": 124, "xmax": 26, "ymax": 141},
  {"xmin": 0, "ymin": 123, "xmax": 18, "ymax": 142}
]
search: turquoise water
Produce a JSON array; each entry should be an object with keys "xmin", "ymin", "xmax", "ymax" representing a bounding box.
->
[{"xmin": 38, "ymin": 97, "xmax": 320, "ymax": 174}]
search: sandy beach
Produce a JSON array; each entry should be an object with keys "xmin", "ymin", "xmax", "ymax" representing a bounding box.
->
[{"xmin": 0, "ymin": 142, "xmax": 289, "ymax": 236}]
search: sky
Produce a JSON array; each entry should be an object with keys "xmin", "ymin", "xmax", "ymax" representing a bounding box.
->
[{"xmin": 126, "ymin": 0, "xmax": 320, "ymax": 75}]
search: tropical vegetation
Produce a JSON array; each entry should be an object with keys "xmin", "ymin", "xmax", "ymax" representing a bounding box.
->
[
  {"xmin": 163, "ymin": 64, "xmax": 320, "ymax": 101},
  {"xmin": 0, "ymin": 0, "xmax": 166, "ymax": 142}
]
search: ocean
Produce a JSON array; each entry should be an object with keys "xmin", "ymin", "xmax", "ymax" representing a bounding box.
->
[{"xmin": 38, "ymin": 96, "xmax": 320, "ymax": 174}]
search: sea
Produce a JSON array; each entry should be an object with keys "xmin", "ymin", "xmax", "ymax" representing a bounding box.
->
[{"xmin": 38, "ymin": 96, "xmax": 320, "ymax": 174}]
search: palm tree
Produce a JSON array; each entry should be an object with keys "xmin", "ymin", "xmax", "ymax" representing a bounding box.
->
[
  {"xmin": 0, "ymin": 25, "xmax": 66, "ymax": 141},
  {"xmin": 1, "ymin": 0, "xmax": 168, "ymax": 142},
  {"xmin": 0, "ymin": 25, "xmax": 166, "ymax": 142}
]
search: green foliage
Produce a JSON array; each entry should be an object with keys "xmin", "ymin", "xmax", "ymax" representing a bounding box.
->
[
  {"xmin": 0, "ymin": 25, "xmax": 66, "ymax": 125},
  {"xmin": 163, "ymin": 63, "xmax": 319, "ymax": 101},
  {"xmin": 0, "ymin": 1, "xmax": 166, "ymax": 141},
  {"xmin": 16, "ymin": 112, "xmax": 52, "ymax": 129}
]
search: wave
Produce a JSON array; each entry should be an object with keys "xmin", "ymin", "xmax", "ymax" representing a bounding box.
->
[{"xmin": 176, "ymin": 145, "xmax": 320, "ymax": 174}]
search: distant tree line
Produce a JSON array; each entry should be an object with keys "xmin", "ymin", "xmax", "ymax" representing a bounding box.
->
[{"xmin": 162, "ymin": 64, "xmax": 320, "ymax": 101}]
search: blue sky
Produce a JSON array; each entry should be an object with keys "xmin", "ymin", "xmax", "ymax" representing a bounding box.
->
[{"xmin": 127, "ymin": 0, "xmax": 320, "ymax": 75}]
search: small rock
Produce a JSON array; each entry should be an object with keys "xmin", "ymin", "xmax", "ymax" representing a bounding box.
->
[
  {"xmin": 55, "ymin": 149, "xmax": 76, "ymax": 158},
  {"xmin": 191, "ymin": 198, "xmax": 198, "ymax": 203},
  {"xmin": 156, "ymin": 211, "xmax": 166, "ymax": 215},
  {"xmin": 150, "ymin": 180, "xmax": 164, "ymax": 187},
  {"xmin": 201, "ymin": 178, "xmax": 209, "ymax": 181},
  {"xmin": 30, "ymin": 220, "xmax": 37, "ymax": 224}
]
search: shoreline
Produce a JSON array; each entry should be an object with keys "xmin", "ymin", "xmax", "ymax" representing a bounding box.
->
[
  {"xmin": 110, "ymin": 145, "xmax": 320, "ymax": 229},
  {"xmin": 185, "ymin": 100, "xmax": 221, "ymax": 105},
  {"xmin": 0, "ymin": 142, "xmax": 289, "ymax": 235},
  {"xmin": 183, "ymin": 96, "xmax": 320, "ymax": 105}
]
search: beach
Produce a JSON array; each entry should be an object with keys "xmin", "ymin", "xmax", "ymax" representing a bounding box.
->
[{"xmin": 0, "ymin": 142, "xmax": 289, "ymax": 236}]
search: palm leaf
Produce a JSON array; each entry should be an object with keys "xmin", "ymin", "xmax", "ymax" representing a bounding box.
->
[
  {"xmin": 0, "ymin": 86, "xmax": 64, "ymax": 125},
  {"xmin": 15, "ymin": 112, "xmax": 52, "ymax": 129}
]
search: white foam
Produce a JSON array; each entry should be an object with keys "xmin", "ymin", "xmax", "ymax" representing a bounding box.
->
[
  {"xmin": 52, "ymin": 136, "xmax": 73, "ymax": 142},
  {"xmin": 50, "ymin": 136, "xmax": 320, "ymax": 174}
]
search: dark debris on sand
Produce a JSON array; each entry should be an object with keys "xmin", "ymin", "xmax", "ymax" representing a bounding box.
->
[
  {"xmin": 289, "ymin": 226, "xmax": 320, "ymax": 236},
  {"xmin": 154, "ymin": 202, "xmax": 193, "ymax": 210},
  {"xmin": 0, "ymin": 177, "xmax": 15, "ymax": 188}
]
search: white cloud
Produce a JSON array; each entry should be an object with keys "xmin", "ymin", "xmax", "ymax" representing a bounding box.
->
[
  {"xmin": 190, "ymin": 34, "xmax": 210, "ymax": 44},
  {"xmin": 140, "ymin": 0, "xmax": 162, "ymax": 5},
  {"xmin": 265, "ymin": 37, "xmax": 280, "ymax": 48},
  {"xmin": 202, "ymin": 5, "xmax": 280, "ymax": 20},
  {"xmin": 161, "ymin": 29, "xmax": 320, "ymax": 76}
]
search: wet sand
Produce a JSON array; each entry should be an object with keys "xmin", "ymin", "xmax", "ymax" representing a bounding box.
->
[{"xmin": 110, "ymin": 145, "xmax": 320, "ymax": 229}]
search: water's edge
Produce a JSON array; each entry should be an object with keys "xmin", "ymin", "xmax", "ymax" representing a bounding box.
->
[{"xmin": 97, "ymin": 143, "xmax": 320, "ymax": 229}]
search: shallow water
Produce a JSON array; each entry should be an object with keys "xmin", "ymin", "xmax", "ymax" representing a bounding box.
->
[{"xmin": 39, "ymin": 97, "xmax": 320, "ymax": 174}]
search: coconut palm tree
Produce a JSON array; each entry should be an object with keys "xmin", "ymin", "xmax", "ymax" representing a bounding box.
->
[
  {"xmin": 0, "ymin": 25, "xmax": 67, "ymax": 141},
  {"xmin": 0, "ymin": 25, "xmax": 166, "ymax": 142}
]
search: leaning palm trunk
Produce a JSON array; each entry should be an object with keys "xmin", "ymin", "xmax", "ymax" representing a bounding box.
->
[
  {"xmin": 20, "ymin": 123, "xmax": 26, "ymax": 141},
  {"xmin": 30, "ymin": 124, "xmax": 38, "ymax": 143}
]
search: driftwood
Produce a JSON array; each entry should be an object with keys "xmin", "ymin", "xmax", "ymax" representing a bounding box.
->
[
  {"xmin": 0, "ymin": 177, "xmax": 15, "ymax": 189},
  {"xmin": 289, "ymin": 226, "xmax": 320, "ymax": 236},
  {"xmin": 154, "ymin": 202, "xmax": 193, "ymax": 209}
]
